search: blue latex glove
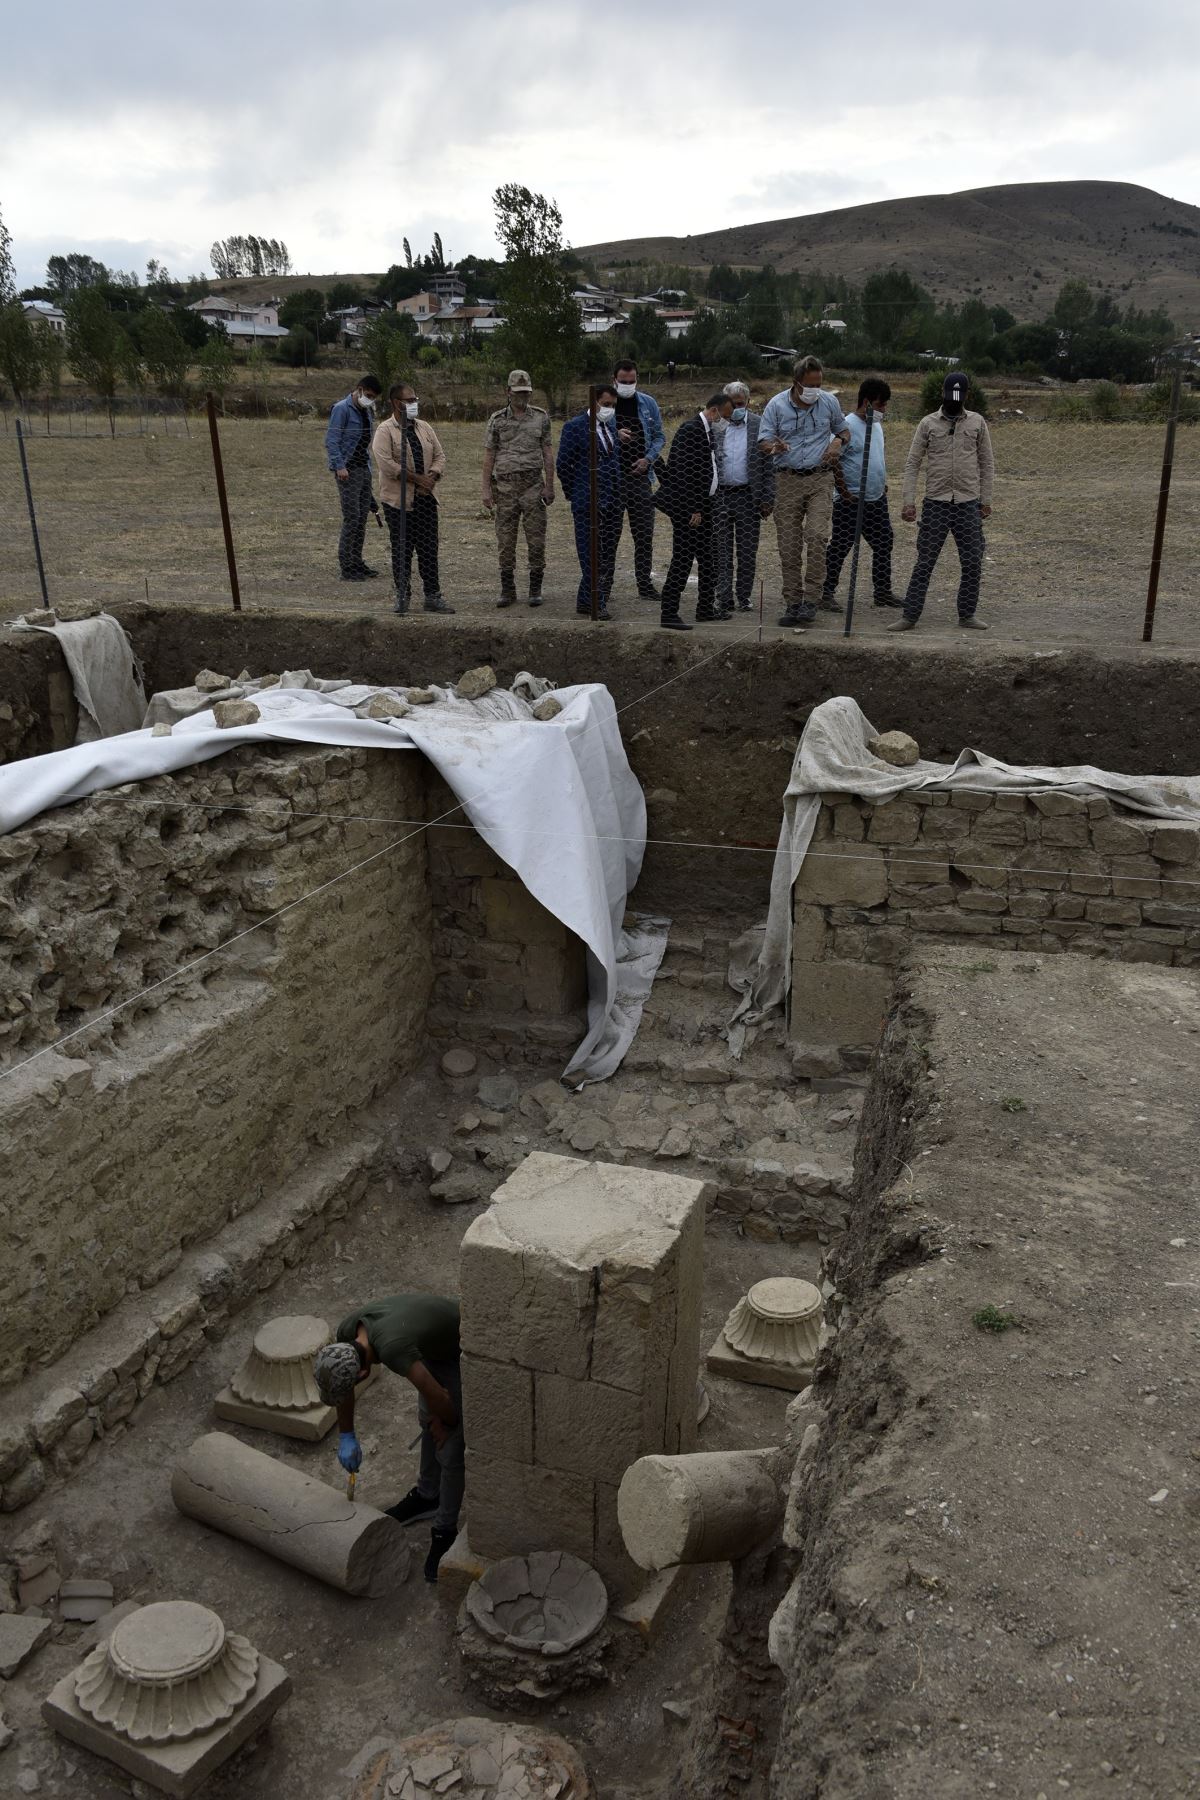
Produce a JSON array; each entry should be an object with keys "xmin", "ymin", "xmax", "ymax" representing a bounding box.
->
[{"xmin": 337, "ymin": 1432, "xmax": 362, "ymax": 1473}]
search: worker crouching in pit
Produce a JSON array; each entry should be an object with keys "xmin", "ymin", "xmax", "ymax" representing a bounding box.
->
[{"xmin": 314, "ymin": 1294, "xmax": 464, "ymax": 1582}]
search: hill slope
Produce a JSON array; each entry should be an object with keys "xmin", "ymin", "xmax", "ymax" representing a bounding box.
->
[{"xmin": 579, "ymin": 181, "xmax": 1200, "ymax": 321}]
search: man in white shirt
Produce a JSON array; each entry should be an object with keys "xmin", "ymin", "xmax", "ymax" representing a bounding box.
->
[{"xmin": 714, "ymin": 380, "xmax": 775, "ymax": 618}]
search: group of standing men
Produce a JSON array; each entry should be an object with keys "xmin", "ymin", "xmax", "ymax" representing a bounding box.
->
[{"xmin": 323, "ymin": 357, "xmax": 995, "ymax": 631}]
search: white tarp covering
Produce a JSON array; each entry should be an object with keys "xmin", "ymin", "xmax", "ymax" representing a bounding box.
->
[
  {"xmin": 732, "ymin": 695, "xmax": 1200, "ymax": 1034},
  {"xmin": 0, "ymin": 679, "xmax": 649, "ymax": 1085}
]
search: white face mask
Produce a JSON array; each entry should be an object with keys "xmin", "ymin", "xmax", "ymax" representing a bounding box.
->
[
  {"xmin": 357, "ymin": 392, "xmax": 375, "ymax": 410},
  {"xmin": 596, "ymin": 404, "xmax": 615, "ymax": 423},
  {"xmin": 405, "ymin": 401, "xmax": 419, "ymax": 419},
  {"xmin": 615, "ymin": 381, "xmax": 637, "ymax": 400},
  {"xmin": 797, "ymin": 384, "xmax": 820, "ymax": 404}
]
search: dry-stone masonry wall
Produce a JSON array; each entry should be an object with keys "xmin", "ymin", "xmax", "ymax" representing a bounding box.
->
[
  {"xmin": 0, "ymin": 745, "xmax": 433, "ymax": 1394},
  {"xmin": 792, "ymin": 790, "xmax": 1200, "ymax": 1056}
]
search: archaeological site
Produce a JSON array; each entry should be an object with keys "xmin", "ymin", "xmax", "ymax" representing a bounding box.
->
[{"xmin": 0, "ymin": 602, "xmax": 1197, "ymax": 1800}]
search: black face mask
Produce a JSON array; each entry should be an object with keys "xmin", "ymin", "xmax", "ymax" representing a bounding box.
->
[{"xmin": 942, "ymin": 374, "xmax": 967, "ymax": 417}]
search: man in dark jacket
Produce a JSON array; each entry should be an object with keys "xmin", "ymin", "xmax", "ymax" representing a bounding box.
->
[
  {"xmin": 555, "ymin": 383, "xmax": 623, "ymax": 618},
  {"xmin": 324, "ymin": 375, "xmax": 383, "ymax": 581},
  {"xmin": 654, "ymin": 393, "xmax": 733, "ymax": 631},
  {"xmin": 714, "ymin": 380, "xmax": 775, "ymax": 617}
]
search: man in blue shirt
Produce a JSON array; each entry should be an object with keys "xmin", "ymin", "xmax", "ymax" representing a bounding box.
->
[
  {"xmin": 758, "ymin": 357, "xmax": 850, "ymax": 627},
  {"xmin": 821, "ymin": 378, "xmax": 904, "ymax": 613},
  {"xmin": 610, "ymin": 360, "xmax": 666, "ymax": 600},
  {"xmin": 324, "ymin": 375, "xmax": 383, "ymax": 581}
]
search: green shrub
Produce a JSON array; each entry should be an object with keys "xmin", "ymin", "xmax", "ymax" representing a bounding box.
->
[{"xmin": 1089, "ymin": 380, "xmax": 1122, "ymax": 421}]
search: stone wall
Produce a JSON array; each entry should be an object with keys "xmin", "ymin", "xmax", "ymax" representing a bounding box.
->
[
  {"xmin": 791, "ymin": 789, "xmax": 1200, "ymax": 1056},
  {"xmin": 0, "ymin": 743, "xmax": 433, "ymax": 1393},
  {"xmin": 425, "ymin": 773, "xmax": 589, "ymax": 1061},
  {"xmin": 0, "ymin": 626, "xmax": 76, "ymax": 764}
]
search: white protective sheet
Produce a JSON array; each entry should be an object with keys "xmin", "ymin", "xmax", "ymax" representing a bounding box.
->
[
  {"xmin": 732, "ymin": 695, "xmax": 1200, "ymax": 1034},
  {"xmin": 0, "ymin": 680, "xmax": 648, "ymax": 1085}
]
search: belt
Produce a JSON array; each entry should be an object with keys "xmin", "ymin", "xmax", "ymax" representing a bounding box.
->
[
  {"xmin": 779, "ymin": 466, "xmax": 830, "ymax": 477},
  {"xmin": 720, "ymin": 483, "xmax": 749, "ymax": 491}
]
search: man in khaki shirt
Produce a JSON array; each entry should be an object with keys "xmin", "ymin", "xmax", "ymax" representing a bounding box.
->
[
  {"xmin": 891, "ymin": 371, "xmax": 994, "ymax": 632},
  {"xmin": 482, "ymin": 370, "xmax": 555, "ymax": 608},
  {"xmin": 372, "ymin": 382, "xmax": 454, "ymax": 615}
]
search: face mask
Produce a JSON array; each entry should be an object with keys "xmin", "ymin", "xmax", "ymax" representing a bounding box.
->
[
  {"xmin": 730, "ymin": 406, "xmax": 747, "ymax": 424},
  {"xmin": 615, "ymin": 382, "xmax": 637, "ymax": 400},
  {"xmin": 797, "ymin": 384, "xmax": 820, "ymax": 404},
  {"xmin": 596, "ymin": 404, "xmax": 615, "ymax": 423},
  {"xmin": 942, "ymin": 376, "xmax": 966, "ymax": 416},
  {"xmin": 357, "ymin": 393, "xmax": 375, "ymax": 410},
  {"xmin": 405, "ymin": 401, "xmax": 419, "ymax": 419}
]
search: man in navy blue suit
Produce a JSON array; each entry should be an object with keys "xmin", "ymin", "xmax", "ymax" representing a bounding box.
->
[{"xmin": 555, "ymin": 382, "xmax": 622, "ymax": 619}]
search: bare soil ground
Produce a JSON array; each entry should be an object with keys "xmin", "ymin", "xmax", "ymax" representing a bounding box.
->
[
  {"xmin": 775, "ymin": 947, "xmax": 1200, "ymax": 1798},
  {"xmin": 1, "ymin": 419, "xmax": 1196, "ymax": 650}
]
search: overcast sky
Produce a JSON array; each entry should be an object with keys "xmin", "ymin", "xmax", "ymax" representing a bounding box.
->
[{"xmin": 3, "ymin": 1, "xmax": 1197, "ymax": 291}]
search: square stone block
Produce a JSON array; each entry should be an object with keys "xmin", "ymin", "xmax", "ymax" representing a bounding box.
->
[
  {"xmin": 466, "ymin": 1453, "xmax": 595, "ymax": 1564},
  {"xmin": 535, "ymin": 1372, "xmax": 642, "ymax": 1481},
  {"xmin": 795, "ymin": 842, "xmax": 887, "ymax": 908},
  {"xmin": 480, "ymin": 877, "xmax": 571, "ymax": 948},
  {"xmin": 790, "ymin": 960, "xmax": 890, "ymax": 1053},
  {"xmin": 0, "ymin": 1609, "xmax": 52, "ymax": 1677},
  {"xmin": 43, "ymin": 1652, "xmax": 292, "ymax": 1799},
  {"xmin": 460, "ymin": 1354, "xmax": 533, "ymax": 1464},
  {"xmin": 213, "ymin": 1389, "xmax": 336, "ymax": 1442},
  {"xmin": 706, "ymin": 1328, "xmax": 814, "ymax": 1393}
]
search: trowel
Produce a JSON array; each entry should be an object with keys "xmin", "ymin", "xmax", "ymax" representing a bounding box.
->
[{"xmin": 346, "ymin": 1472, "xmax": 356, "ymax": 1504}]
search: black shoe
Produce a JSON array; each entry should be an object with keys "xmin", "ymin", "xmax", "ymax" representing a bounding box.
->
[
  {"xmin": 817, "ymin": 596, "xmax": 843, "ymax": 613},
  {"xmin": 661, "ymin": 616, "xmax": 693, "ymax": 631},
  {"xmin": 714, "ymin": 604, "xmax": 734, "ymax": 620},
  {"xmin": 694, "ymin": 609, "xmax": 724, "ymax": 623},
  {"xmin": 777, "ymin": 605, "xmax": 816, "ymax": 627},
  {"xmin": 354, "ymin": 565, "xmax": 380, "ymax": 579},
  {"xmin": 425, "ymin": 1528, "xmax": 456, "ymax": 1582},
  {"xmin": 873, "ymin": 593, "xmax": 906, "ymax": 609},
  {"xmin": 341, "ymin": 570, "xmax": 368, "ymax": 582},
  {"xmin": 385, "ymin": 1486, "xmax": 438, "ymax": 1528},
  {"xmin": 736, "ymin": 601, "xmax": 752, "ymax": 612},
  {"xmin": 638, "ymin": 585, "xmax": 661, "ymax": 601},
  {"xmin": 423, "ymin": 595, "xmax": 456, "ymax": 614},
  {"xmin": 529, "ymin": 572, "xmax": 544, "ymax": 607},
  {"xmin": 497, "ymin": 570, "xmax": 518, "ymax": 608},
  {"xmin": 392, "ymin": 598, "xmax": 409, "ymax": 616}
]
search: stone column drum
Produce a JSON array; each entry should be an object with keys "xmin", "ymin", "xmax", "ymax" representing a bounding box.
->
[
  {"xmin": 459, "ymin": 1152, "xmax": 708, "ymax": 1590},
  {"xmin": 617, "ymin": 1450, "xmax": 785, "ymax": 1570},
  {"xmin": 171, "ymin": 1433, "xmax": 410, "ymax": 1596}
]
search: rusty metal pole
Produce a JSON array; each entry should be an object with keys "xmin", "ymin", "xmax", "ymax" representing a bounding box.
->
[
  {"xmin": 1142, "ymin": 362, "xmax": 1182, "ymax": 643},
  {"xmin": 205, "ymin": 390, "xmax": 242, "ymax": 612},
  {"xmin": 15, "ymin": 418, "xmax": 50, "ymax": 607},
  {"xmin": 588, "ymin": 384, "xmax": 599, "ymax": 621}
]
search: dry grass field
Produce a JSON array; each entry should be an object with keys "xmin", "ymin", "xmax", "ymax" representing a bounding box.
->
[{"xmin": 1, "ymin": 414, "xmax": 1197, "ymax": 650}]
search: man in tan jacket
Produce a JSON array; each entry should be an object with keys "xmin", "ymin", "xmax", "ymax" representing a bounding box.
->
[
  {"xmin": 372, "ymin": 382, "xmax": 455, "ymax": 615},
  {"xmin": 890, "ymin": 371, "xmax": 994, "ymax": 632}
]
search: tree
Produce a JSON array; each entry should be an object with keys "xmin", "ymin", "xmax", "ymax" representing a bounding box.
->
[
  {"xmin": 862, "ymin": 269, "xmax": 930, "ymax": 351},
  {"xmin": 705, "ymin": 262, "xmax": 740, "ymax": 304},
  {"xmin": 623, "ymin": 303, "xmax": 668, "ymax": 364},
  {"xmin": 0, "ymin": 303, "xmax": 43, "ymax": 404},
  {"xmin": 65, "ymin": 287, "xmax": 124, "ymax": 410},
  {"xmin": 198, "ymin": 333, "xmax": 236, "ymax": 410},
  {"xmin": 0, "ymin": 204, "xmax": 14, "ymax": 305},
  {"xmin": 492, "ymin": 184, "xmax": 581, "ymax": 413},
  {"xmin": 361, "ymin": 311, "xmax": 416, "ymax": 393},
  {"xmin": 39, "ymin": 324, "xmax": 65, "ymax": 395},
  {"xmin": 375, "ymin": 264, "xmax": 428, "ymax": 305},
  {"xmin": 327, "ymin": 281, "xmax": 364, "ymax": 311},
  {"xmin": 278, "ymin": 286, "xmax": 328, "ymax": 332},
  {"xmin": 1052, "ymin": 279, "xmax": 1094, "ymax": 335},
  {"xmin": 988, "ymin": 304, "xmax": 1016, "ymax": 334},
  {"xmin": 135, "ymin": 306, "xmax": 192, "ymax": 393},
  {"xmin": 47, "ymin": 252, "xmax": 109, "ymax": 295},
  {"xmin": 209, "ymin": 235, "xmax": 291, "ymax": 279},
  {"xmin": 430, "ymin": 232, "xmax": 446, "ymax": 271},
  {"xmin": 280, "ymin": 326, "xmax": 320, "ymax": 368},
  {"xmin": 402, "ymin": 238, "xmax": 413, "ymax": 268}
]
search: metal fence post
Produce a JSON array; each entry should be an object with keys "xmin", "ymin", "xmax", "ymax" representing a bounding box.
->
[
  {"xmin": 1142, "ymin": 362, "xmax": 1182, "ymax": 643},
  {"xmin": 15, "ymin": 418, "xmax": 51, "ymax": 607},
  {"xmin": 587, "ymin": 385, "xmax": 599, "ymax": 620},
  {"xmin": 205, "ymin": 391, "xmax": 242, "ymax": 612}
]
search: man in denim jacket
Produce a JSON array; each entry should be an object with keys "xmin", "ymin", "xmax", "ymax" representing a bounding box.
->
[
  {"xmin": 611, "ymin": 359, "xmax": 665, "ymax": 601},
  {"xmin": 324, "ymin": 375, "xmax": 382, "ymax": 581}
]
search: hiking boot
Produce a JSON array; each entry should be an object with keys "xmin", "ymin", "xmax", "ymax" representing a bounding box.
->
[
  {"xmin": 385, "ymin": 1486, "xmax": 438, "ymax": 1528},
  {"xmin": 528, "ymin": 570, "xmax": 544, "ymax": 607},
  {"xmin": 392, "ymin": 592, "xmax": 410, "ymax": 616},
  {"xmin": 887, "ymin": 617, "xmax": 917, "ymax": 632},
  {"xmin": 817, "ymin": 595, "xmax": 843, "ymax": 613},
  {"xmin": 661, "ymin": 616, "xmax": 693, "ymax": 631},
  {"xmin": 959, "ymin": 616, "xmax": 989, "ymax": 630},
  {"xmin": 777, "ymin": 605, "xmax": 815, "ymax": 628},
  {"xmin": 496, "ymin": 569, "xmax": 517, "ymax": 609},
  {"xmin": 425, "ymin": 1528, "xmax": 456, "ymax": 1583},
  {"xmin": 423, "ymin": 594, "xmax": 456, "ymax": 614}
]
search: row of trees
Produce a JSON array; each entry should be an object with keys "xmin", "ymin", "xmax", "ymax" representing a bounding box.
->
[{"xmin": 209, "ymin": 235, "xmax": 292, "ymax": 279}]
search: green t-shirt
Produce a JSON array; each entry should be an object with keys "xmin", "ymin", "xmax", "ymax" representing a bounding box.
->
[{"xmin": 336, "ymin": 1293, "xmax": 460, "ymax": 1376}]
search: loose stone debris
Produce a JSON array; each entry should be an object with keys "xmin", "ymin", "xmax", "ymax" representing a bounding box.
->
[
  {"xmin": 531, "ymin": 697, "xmax": 563, "ymax": 721},
  {"xmin": 866, "ymin": 728, "xmax": 920, "ymax": 766},
  {"xmin": 211, "ymin": 699, "xmax": 261, "ymax": 729},
  {"xmin": 458, "ymin": 1553, "xmax": 611, "ymax": 1708},
  {"xmin": 406, "ymin": 688, "xmax": 438, "ymax": 705},
  {"xmin": 360, "ymin": 693, "xmax": 411, "ymax": 721},
  {"xmin": 341, "ymin": 1717, "xmax": 592, "ymax": 1799},
  {"xmin": 456, "ymin": 666, "xmax": 498, "ymax": 701}
]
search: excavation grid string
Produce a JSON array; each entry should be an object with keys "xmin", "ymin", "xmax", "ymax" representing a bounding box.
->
[{"xmin": 0, "ymin": 647, "xmax": 731, "ymax": 1085}]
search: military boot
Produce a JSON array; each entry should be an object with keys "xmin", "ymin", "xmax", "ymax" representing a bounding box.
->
[
  {"xmin": 528, "ymin": 569, "xmax": 545, "ymax": 608},
  {"xmin": 496, "ymin": 569, "xmax": 518, "ymax": 609}
]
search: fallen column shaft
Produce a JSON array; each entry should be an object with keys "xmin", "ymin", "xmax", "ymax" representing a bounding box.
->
[{"xmin": 618, "ymin": 1449, "xmax": 784, "ymax": 1569}]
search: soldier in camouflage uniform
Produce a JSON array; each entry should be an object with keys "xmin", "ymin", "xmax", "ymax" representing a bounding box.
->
[{"xmin": 482, "ymin": 370, "xmax": 556, "ymax": 607}]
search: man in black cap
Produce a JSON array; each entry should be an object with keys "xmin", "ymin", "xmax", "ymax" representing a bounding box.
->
[{"xmin": 891, "ymin": 371, "xmax": 994, "ymax": 632}]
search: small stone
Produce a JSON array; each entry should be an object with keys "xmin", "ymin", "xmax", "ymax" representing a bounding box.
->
[
  {"xmin": 55, "ymin": 598, "xmax": 103, "ymax": 621},
  {"xmin": 868, "ymin": 729, "xmax": 920, "ymax": 767},
  {"xmin": 656, "ymin": 1126, "xmax": 693, "ymax": 1158},
  {"xmin": 565, "ymin": 1118, "xmax": 607, "ymax": 1154},
  {"xmin": 441, "ymin": 1048, "xmax": 478, "ymax": 1078},
  {"xmin": 478, "ymin": 1074, "xmax": 519, "ymax": 1112},
  {"xmin": 17, "ymin": 1772, "xmax": 39, "ymax": 1795},
  {"xmin": 662, "ymin": 1699, "xmax": 693, "ymax": 1723},
  {"xmin": 59, "ymin": 1578, "xmax": 115, "ymax": 1623},
  {"xmin": 151, "ymin": 722, "xmax": 172, "ymax": 737},
  {"xmin": 429, "ymin": 1149, "xmax": 454, "ymax": 1176},
  {"xmin": 406, "ymin": 688, "xmax": 438, "ymax": 705},
  {"xmin": 32, "ymin": 1385, "xmax": 87, "ymax": 1452},
  {"xmin": 531, "ymin": 697, "xmax": 563, "ymax": 721},
  {"xmin": 430, "ymin": 1171, "xmax": 490, "ymax": 1206},
  {"xmin": 0, "ymin": 1709, "xmax": 11, "ymax": 1751},
  {"xmin": 362, "ymin": 692, "xmax": 410, "ymax": 721},
  {"xmin": 0, "ymin": 1611, "xmax": 53, "ymax": 1678},
  {"xmin": 456, "ymin": 665, "xmax": 498, "ymax": 701},
  {"xmin": 212, "ymin": 699, "xmax": 261, "ymax": 728},
  {"xmin": 1, "ymin": 1460, "xmax": 46, "ymax": 1512},
  {"xmin": 193, "ymin": 668, "xmax": 231, "ymax": 692},
  {"xmin": 1148, "ymin": 1488, "xmax": 1168, "ymax": 1505},
  {"xmin": 824, "ymin": 1107, "xmax": 856, "ymax": 1132},
  {"xmin": 454, "ymin": 1113, "xmax": 482, "ymax": 1135}
]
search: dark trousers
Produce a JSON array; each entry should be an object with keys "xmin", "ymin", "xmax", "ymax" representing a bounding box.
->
[
  {"xmin": 823, "ymin": 494, "xmax": 895, "ymax": 600},
  {"xmin": 414, "ymin": 1358, "xmax": 464, "ymax": 1536},
  {"xmin": 660, "ymin": 506, "xmax": 715, "ymax": 619},
  {"xmin": 336, "ymin": 465, "xmax": 373, "ymax": 573},
  {"xmin": 384, "ymin": 496, "xmax": 440, "ymax": 600},
  {"xmin": 715, "ymin": 485, "xmax": 762, "ymax": 609},
  {"xmin": 903, "ymin": 499, "xmax": 985, "ymax": 621},
  {"xmin": 572, "ymin": 504, "xmax": 618, "ymax": 611},
  {"xmin": 614, "ymin": 471, "xmax": 656, "ymax": 591}
]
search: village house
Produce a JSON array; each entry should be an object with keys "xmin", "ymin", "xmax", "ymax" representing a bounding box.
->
[{"xmin": 22, "ymin": 300, "xmax": 67, "ymax": 335}]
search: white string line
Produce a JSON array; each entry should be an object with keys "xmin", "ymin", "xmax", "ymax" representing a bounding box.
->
[{"xmin": 0, "ymin": 650, "xmax": 730, "ymax": 1085}]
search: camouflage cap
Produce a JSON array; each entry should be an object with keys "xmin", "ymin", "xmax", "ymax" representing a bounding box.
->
[
  {"xmin": 314, "ymin": 1341, "xmax": 361, "ymax": 1405},
  {"xmin": 507, "ymin": 369, "xmax": 534, "ymax": 391}
]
